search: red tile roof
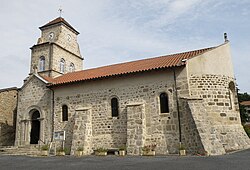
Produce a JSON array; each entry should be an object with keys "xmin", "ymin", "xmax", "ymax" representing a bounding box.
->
[
  {"xmin": 40, "ymin": 75, "xmax": 55, "ymax": 83},
  {"xmin": 39, "ymin": 17, "xmax": 79, "ymax": 34},
  {"xmin": 46, "ymin": 46, "xmax": 215, "ymax": 86},
  {"xmin": 241, "ymin": 101, "xmax": 250, "ymax": 106}
]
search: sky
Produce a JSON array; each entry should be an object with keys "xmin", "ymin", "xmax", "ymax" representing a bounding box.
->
[{"xmin": 0, "ymin": 0, "xmax": 250, "ymax": 92}]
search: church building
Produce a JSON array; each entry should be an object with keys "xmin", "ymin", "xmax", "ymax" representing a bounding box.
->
[{"xmin": 2, "ymin": 17, "xmax": 250, "ymax": 156}]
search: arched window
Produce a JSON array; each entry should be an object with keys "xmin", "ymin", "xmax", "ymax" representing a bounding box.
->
[
  {"xmin": 229, "ymin": 82, "xmax": 236, "ymax": 110},
  {"xmin": 111, "ymin": 97, "xmax": 119, "ymax": 117},
  {"xmin": 160, "ymin": 92, "xmax": 169, "ymax": 113},
  {"xmin": 62, "ymin": 105, "xmax": 68, "ymax": 121},
  {"xmin": 39, "ymin": 56, "xmax": 45, "ymax": 71},
  {"xmin": 60, "ymin": 58, "xmax": 65, "ymax": 73},
  {"xmin": 69, "ymin": 63, "xmax": 75, "ymax": 72}
]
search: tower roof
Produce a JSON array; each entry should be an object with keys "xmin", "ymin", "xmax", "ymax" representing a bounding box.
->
[{"xmin": 39, "ymin": 17, "xmax": 79, "ymax": 34}]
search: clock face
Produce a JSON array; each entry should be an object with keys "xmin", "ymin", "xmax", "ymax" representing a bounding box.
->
[
  {"xmin": 67, "ymin": 34, "xmax": 71, "ymax": 42},
  {"xmin": 48, "ymin": 32, "xmax": 54, "ymax": 40}
]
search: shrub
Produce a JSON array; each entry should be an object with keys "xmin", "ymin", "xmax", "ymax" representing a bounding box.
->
[
  {"xmin": 119, "ymin": 146, "xmax": 126, "ymax": 151},
  {"xmin": 142, "ymin": 144, "xmax": 157, "ymax": 152},
  {"xmin": 41, "ymin": 145, "xmax": 49, "ymax": 151},
  {"xmin": 65, "ymin": 147, "xmax": 70, "ymax": 155},
  {"xmin": 77, "ymin": 147, "xmax": 84, "ymax": 151},
  {"xmin": 179, "ymin": 144, "xmax": 185, "ymax": 150},
  {"xmin": 57, "ymin": 147, "xmax": 64, "ymax": 152},
  {"xmin": 96, "ymin": 148, "xmax": 108, "ymax": 152},
  {"xmin": 244, "ymin": 125, "xmax": 250, "ymax": 137}
]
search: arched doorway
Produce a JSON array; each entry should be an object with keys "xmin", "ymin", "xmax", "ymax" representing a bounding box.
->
[{"xmin": 30, "ymin": 110, "xmax": 40, "ymax": 144}]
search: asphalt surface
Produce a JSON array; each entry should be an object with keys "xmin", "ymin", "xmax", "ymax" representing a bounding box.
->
[{"xmin": 0, "ymin": 149, "xmax": 249, "ymax": 170}]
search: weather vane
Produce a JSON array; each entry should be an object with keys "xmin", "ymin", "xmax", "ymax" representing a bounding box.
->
[{"xmin": 58, "ymin": 7, "xmax": 63, "ymax": 17}]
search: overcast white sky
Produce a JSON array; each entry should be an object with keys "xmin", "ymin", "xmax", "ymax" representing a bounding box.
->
[{"xmin": 0, "ymin": 0, "xmax": 250, "ymax": 93}]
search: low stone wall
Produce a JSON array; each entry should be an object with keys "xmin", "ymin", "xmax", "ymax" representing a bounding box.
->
[
  {"xmin": 0, "ymin": 123, "xmax": 15, "ymax": 146},
  {"xmin": 0, "ymin": 87, "xmax": 17, "ymax": 146}
]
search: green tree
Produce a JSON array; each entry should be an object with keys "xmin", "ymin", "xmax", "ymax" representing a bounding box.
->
[
  {"xmin": 238, "ymin": 92, "xmax": 250, "ymax": 123},
  {"xmin": 238, "ymin": 92, "xmax": 250, "ymax": 102}
]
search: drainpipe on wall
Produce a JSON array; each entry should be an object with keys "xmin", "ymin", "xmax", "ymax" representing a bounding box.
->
[
  {"xmin": 50, "ymin": 87, "xmax": 55, "ymax": 142},
  {"xmin": 172, "ymin": 68, "xmax": 182, "ymax": 148}
]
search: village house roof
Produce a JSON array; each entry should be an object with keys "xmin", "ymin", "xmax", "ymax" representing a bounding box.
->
[
  {"xmin": 241, "ymin": 101, "xmax": 250, "ymax": 106},
  {"xmin": 39, "ymin": 17, "xmax": 79, "ymax": 34},
  {"xmin": 0, "ymin": 87, "xmax": 18, "ymax": 93},
  {"xmin": 43, "ymin": 45, "xmax": 216, "ymax": 87}
]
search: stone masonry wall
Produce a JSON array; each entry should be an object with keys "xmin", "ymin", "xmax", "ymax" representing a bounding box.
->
[
  {"xmin": 15, "ymin": 75, "xmax": 52, "ymax": 146},
  {"xmin": 126, "ymin": 103, "xmax": 146, "ymax": 155},
  {"xmin": 0, "ymin": 88, "xmax": 18, "ymax": 146},
  {"xmin": 53, "ymin": 69, "xmax": 186, "ymax": 155},
  {"xmin": 180, "ymin": 98, "xmax": 225, "ymax": 155},
  {"xmin": 52, "ymin": 44, "xmax": 83, "ymax": 75},
  {"xmin": 188, "ymin": 74, "xmax": 250, "ymax": 154},
  {"xmin": 180, "ymin": 98, "xmax": 205, "ymax": 154},
  {"xmin": 32, "ymin": 24, "xmax": 83, "ymax": 78},
  {"xmin": 40, "ymin": 25, "xmax": 81, "ymax": 57},
  {"xmin": 30, "ymin": 44, "xmax": 50, "ymax": 74},
  {"xmin": 71, "ymin": 107, "xmax": 92, "ymax": 155}
]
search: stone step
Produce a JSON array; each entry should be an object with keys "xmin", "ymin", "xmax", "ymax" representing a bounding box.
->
[{"xmin": 0, "ymin": 145, "xmax": 41, "ymax": 156}]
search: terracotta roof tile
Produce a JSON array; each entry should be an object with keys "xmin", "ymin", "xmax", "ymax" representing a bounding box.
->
[
  {"xmin": 39, "ymin": 17, "xmax": 79, "ymax": 34},
  {"xmin": 241, "ymin": 101, "xmax": 250, "ymax": 106},
  {"xmin": 39, "ymin": 75, "xmax": 55, "ymax": 83},
  {"xmin": 49, "ymin": 46, "xmax": 215, "ymax": 86}
]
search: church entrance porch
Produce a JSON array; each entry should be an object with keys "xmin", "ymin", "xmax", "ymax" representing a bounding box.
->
[
  {"xmin": 30, "ymin": 110, "xmax": 40, "ymax": 144},
  {"xmin": 15, "ymin": 106, "xmax": 46, "ymax": 146}
]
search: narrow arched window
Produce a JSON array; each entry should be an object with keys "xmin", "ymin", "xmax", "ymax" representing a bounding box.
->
[
  {"xmin": 160, "ymin": 92, "xmax": 169, "ymax": 113},
  {"xmin": 39, "ymin": 56, "xmax": 45, "ymax": 71},
  {"xmin": 62, "ymin": 105, "xmax": 68, "ymax": 121},
  {"xmin": 111, "ymin": 97, "xmax": 119, "ymax": 117},
  {"xmin": 229, "ymin": 82, "xmax": 236, "ymax": 110},
  {"xmin": 60, "ymin": 58, "xmax": 65, "ymax": 73},
  {"xmin": 69, "ymin": 63, "xmax": 75, "ymax": 72}
]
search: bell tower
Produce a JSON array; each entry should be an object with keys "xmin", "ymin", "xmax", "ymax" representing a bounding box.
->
[{"xmin": 30, "ymin": 17, "xmax": 83, "ymax": 78}]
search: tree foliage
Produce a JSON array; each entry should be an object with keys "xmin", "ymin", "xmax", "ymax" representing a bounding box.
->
[
  {"xmin": 238, "ymin": 92, "xmax": 250, "ymax": 123},
  {"xmin": 238, "ymin": 93, "xmax": 250, "ymax": 103}
]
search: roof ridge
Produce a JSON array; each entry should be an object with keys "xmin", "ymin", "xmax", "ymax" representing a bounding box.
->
[{"xmin": 39, "ymin": 17, "xmax": 79, "ymax": 34}]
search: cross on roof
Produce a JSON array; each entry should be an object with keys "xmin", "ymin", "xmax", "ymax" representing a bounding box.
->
[{"xmin": 58, "ymin": 7, "xmax": 63, "ymax": 17}]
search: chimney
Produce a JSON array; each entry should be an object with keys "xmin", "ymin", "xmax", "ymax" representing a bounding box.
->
[{"xmin": 224, "ymin": 33, "xmax": 229, "ymax": 42}]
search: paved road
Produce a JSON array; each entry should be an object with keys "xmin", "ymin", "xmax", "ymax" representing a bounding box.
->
[{"xmin": 0, "ymin": 149, "xmax": 249, "ymax": 170}]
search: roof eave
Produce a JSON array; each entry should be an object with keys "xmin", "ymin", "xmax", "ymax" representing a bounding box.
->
[
  {"xmin": 39, "ymin": 22, "xmax": 80, "ymax": 35},
  {"xmin": 49, "ymin": 65, "xmax": 185, "ymax": 87}
]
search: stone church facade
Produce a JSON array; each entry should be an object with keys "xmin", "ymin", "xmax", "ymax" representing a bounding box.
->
[{"xmin": 1, "ymin": 17, "xmax": 250, "ymax": 155}]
